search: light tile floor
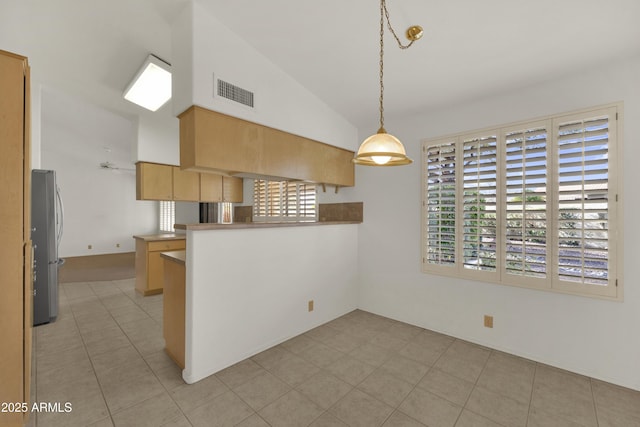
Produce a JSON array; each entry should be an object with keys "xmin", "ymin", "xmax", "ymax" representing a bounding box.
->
[{"xmin": 30, "ymin": 279, "xmax": 640, "ymax": 427}]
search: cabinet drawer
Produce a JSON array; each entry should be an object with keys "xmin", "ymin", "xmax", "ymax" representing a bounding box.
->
[{"xmin": 148, "ymin": 239, "xmax": 185, "ymax": 252}]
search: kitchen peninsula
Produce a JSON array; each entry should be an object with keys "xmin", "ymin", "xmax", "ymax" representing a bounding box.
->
[{"xmin": 171, "ymin": 220, "xmax": 360, "ymax": 384}]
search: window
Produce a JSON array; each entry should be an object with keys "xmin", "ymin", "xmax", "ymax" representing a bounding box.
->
[
  {"xmin": 159, "ymin": 201, "xmax": 175, "ymax": 232},
  {"xmin": 253, "ymin": 180, "xmax": 317, "ymax": 222},
  {"xmin": 422, "ymin": 105, "xmax": 622, "ymax": 299}
]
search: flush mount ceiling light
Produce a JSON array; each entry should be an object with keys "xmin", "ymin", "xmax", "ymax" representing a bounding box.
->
[
  {"xmin": 124, "ymin": 54, "xmax": 172, "ymax": 112},
  {"xmin": 353, "ymin": 0, "xmax": 423, "ymax": 166}
]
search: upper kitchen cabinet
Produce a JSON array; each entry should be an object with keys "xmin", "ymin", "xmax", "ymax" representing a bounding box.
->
[
  {"xmin": 179, "ymin": 106, "xmax": 355, "ymax": 187},
  {"xmin": 136, "ymin": 162, "xmax": 172, "ymax": 200},
  {"xmin": 172, "ymin": 166, "xmax": 199, "ymax": 202},
  {"xmin": 199, "ymin": 174, "xmax": 243, "ymax": 203}
]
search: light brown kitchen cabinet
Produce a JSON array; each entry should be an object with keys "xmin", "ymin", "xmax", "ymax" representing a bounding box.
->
[
  {"xmin": 136, "ymin": 162, "xmax": 173, "ymax": 200},
  {"xmin": 134, "ymin": 235, "xmax": 186, "ymax": 296},
  {"xmin": 200, "ymin": 173, "xmax": 243, "ymax": 203},
  {"xmin": 179, "ymin": 105, "xmax": 355, "ymax": 187},
  {"xmin": 0, "ymin": 49, "xmax": 32, "ymax": 427},
  {"xmin": 172, "ymin": 166, "xmax": 200, "ymax": 201}
]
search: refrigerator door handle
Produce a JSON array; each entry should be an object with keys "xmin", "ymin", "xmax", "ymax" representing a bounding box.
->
[{"xmin": 55, "ymin": 185, "xmax": 64, "ymax": 256}]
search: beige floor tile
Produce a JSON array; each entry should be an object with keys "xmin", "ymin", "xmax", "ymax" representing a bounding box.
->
[
  {"xmin": 36, "ymin": 389, "xmax": 110, "ymax": 427},
  {"xmin": 349, "ymin": 342, "xmax": 395, "ymax": 367},
  {"xmin": 384, "ymin": 322, "xmax": 424, "ymax": 341},
  {"xmin": 370, "ymin": 330, "xmax": 410, "ymax": 352},
  {"xmin": 281, "ymin": 334, "xmax": 317, "ymax": 354},
  {"xmin": 309, "ymin": 412, "xmax": 349, "ymax": 426},
  {"xmin": 465, "ymin": 386, "xmax": 529, "ymax": 427},
  {"xmin": 357, "ymin": 369, "xmax": 414, "ymax": 407},
  {"xmin": 154, "ymin": 363, "xmax": 187, "ymax": 391},
  {"xmin": 526, "ymin": 406, "xmax": 586, "ymax": 427},
  {"xmin": 475, "ymin": 351, "xmax": 535, "ymax": 404},
  {"xmin": 267, "ymin": 352, "xmax": 320, "ymax": 387},
  {"xmin": 234, "ymin": 370, "xmax": 292, "ymax": 410},
  {"xmin": 259, "ymin": 390, "xmax": 324, "ymax": 427},
  {"xmin": 296, "ymin": 370, "xmax": 353, "ymax": 409},
  {"xmin": 84, "ymin": 333, "xmax": 133, "ymax": 358},
  {"xmin": 321, "ymin": 331, "xmax": 367, "ymax": 353},
  {"xmin": 306, "ymin": 324, "xmax": 341, "ymax": 342},
  {"xmin": 399, "ymin": 387, "xmax": 462, "ymax": 427},
  {"xmin": 101, "ymin": 371, "xmax": 166, "ymax": 414},
  {"xmin": 433, "ymin": 340, "xmax": 490, "ymax": 383},
  {"xmin": 90, "ymin": 344, "xmax": 141, "ymax": 375},
  {"xmin": 236, "ymin": 413, "xmax": 271, "ymax": 427},
  {"xmin": 596, "ymin": 406, "xmax": 640, "ymax": 427},
  {"xmin": 592, "ymin": 378, "xmax": 640, "ymax": 420},
  {"xmin": 398, "ymin": 338, "xmax": 451, "ymax": 366},
  {"xmin": 531, "ymin": 368, "xmax": 598, "ymax": 427},
  {"xmin": 417, "ymin": 368, "xmax": 474, "ymax": 406},
  {"xmin": 37, "ymin": 281, "xmax": 640, "ymax": 427},
  {"xmin": 216, "ymin": 358, "xmax": 266, "ymax": 389},
  {"xmin": 298, "ymin": 342, "xmax": 346, "ymax": 368},
  {"xmin": 382, "ymin": 411, "xmax": 427, "ymax": 427},
  {"xmin": 186, "ymin": 390, "xmax": 254, "ymax": 427},
  {"xmin": 251, "ymin": 345, "xmax": 294, "ymax": 370},
  {"xmin": 379, "ymin": 355, "xmax": 430, "ymax": 385},
  {"xmin": 326, "ymin": 355, "xmax": 376, "ymax": 386},
  {"xmin": 454, "ymin": 410, "xmax": 502, "ymax": 427},
  {"xmin": 329, "ymin": 388, "xmax": 395, "ymax": 427},
  {"xmin": 170, "ymin": 373, "xmax": 229, "ymax": 412},
  {"xmin": 111, "ymin": 391, "xmax": 182, "ymax": 427}
]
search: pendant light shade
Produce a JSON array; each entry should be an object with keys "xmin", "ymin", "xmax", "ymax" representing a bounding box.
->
[
  {"xmin": 353, "ymin": 128, "xmax": 412, "ymax": 166},
  {"xmin": 353, "ymin": 0, "xmax": 422, "ymax": 167}
]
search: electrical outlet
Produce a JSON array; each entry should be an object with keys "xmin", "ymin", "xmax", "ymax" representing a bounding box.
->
[
  {"xmin": 484, "ymin": 315, "xmax": 494, "ymax": 328},
  {"xmin": 308, "ymin": 300, "xmax": 314, "ymax": 312},
  {"xmin": 116, "ymin": 243, "xmax": 120, "ymax": 248},
  {"xmin": 88, "ymin": 244, "xmax": 92, "ymax": 250}
]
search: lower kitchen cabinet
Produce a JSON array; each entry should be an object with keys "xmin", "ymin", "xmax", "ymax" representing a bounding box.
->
[
  {"xmin": 162, "ymin": 251, "xmax": 185, "ymax": 368},
  {"xmin": 133, "ymin": 234, "xmax": 185, "ymax": 296}
]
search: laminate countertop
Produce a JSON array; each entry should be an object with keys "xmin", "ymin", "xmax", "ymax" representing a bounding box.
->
[
  {"xmin": 174, "ymin": 221, "xmax": 361, "ymax": 231},
  {"xmin": 132, "ymin": 233, "xmax": 186, "ymax": 241},
  {"xmin": 160, "ymin": 250, "xmax": 186, "ymax": 265}
]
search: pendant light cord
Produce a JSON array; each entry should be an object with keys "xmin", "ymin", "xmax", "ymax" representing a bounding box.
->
[{"xmin": 379, "ymin": 0, "xmax": 418, "ymax": 132}]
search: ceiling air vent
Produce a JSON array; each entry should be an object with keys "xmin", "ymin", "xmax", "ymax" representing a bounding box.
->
[{"xmin": 216, "ymin": 78, "xmax": 254, "ymax": 108}]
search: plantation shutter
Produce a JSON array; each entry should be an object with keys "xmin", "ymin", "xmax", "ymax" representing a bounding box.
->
[
  {"xmin": 503, "ymin": 123, "xmax": 549, "ymax": 283},
  {"xmin": 424, "ymin": 142, "xmax": 457, "ymax": 268},
  {"xmin": 253, "ymin": 180, "xmax": 317, "ymax": 222},
  {"xmin": 554, "ymin": 108, "xmax": 616, "ymax": 297},
  {"xmin": 462, "ymin": 135, "xmax": 498, "ymax": 273},
  {"xmin": 253, "ymin": 180, "xmax": 267, "ymax": 217},
  {"xmin": 159, "ymin": 201, "xmax": 175, "ymax": 232},
  {"xmin": 298, "ymin": 183, "xmax": 317, "ymax": 220}
]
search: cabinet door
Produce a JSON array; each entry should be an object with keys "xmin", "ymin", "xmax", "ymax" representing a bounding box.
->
[
  {"xmin": 222, "ymin": 176, "xmax": 243, "ymax": 203},
  {"xmin": 136, "ymin": 162, "xmax": 173, "ymax": 200},
  {"xmin": 200, "ymin": 173, "xmax": 223, "ymax": 202},
  {"xmin": 147, "ymin": 251, "xmax": 165, "ymax": 292},
  {"xmin": 172, "ymin": 167, "xmax": 200, "ymax": 201}
]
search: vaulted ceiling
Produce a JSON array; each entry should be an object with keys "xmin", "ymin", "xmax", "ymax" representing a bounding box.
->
[{"xmin": 4, "ymin": 0, "xmax": 640, "ymax": 133}]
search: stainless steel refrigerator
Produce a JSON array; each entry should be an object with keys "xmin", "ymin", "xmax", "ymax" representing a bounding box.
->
[{"xmin": 32, "ymin": 169, "xmax": 64, "ymax": 325}]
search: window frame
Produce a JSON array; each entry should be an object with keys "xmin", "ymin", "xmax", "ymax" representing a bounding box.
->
[{"xmin": 421, "ymin": 103, "xmax": 623, "ymax": 301}]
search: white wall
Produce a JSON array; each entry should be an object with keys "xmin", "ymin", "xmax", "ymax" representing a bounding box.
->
[
  {"xmin": 354, "ymin": 55, "xmax": 640, "ymax": 391},
  {"xmin": 40, "ymin": 89, "xmax": 158, "ymax": 257},
  {"xmin": 184, "ymin": 224, "xmax": 359, "ymax": 383},
  {"xmin": 172, "ymin": 2, "xmax": 358, "ymax": 152}
]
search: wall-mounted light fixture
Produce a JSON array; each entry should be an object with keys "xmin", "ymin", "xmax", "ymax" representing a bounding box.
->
[
  {"xmin": 123, "ymin": 54, "xmax": 172, "ymax": 112},
  {"xmin": 353, "ymin": 0, "xmax": 423, "ymax": 166}
]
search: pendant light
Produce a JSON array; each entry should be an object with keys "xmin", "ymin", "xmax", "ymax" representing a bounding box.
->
[{"xmin": 353, "ymin": 0, "xmax": 423, "ymax": 166}]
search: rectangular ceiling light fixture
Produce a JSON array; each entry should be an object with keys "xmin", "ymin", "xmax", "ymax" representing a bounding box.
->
[{"xmin": 124, "ymin": 54, "xmax": 171, "ymax": 111}]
